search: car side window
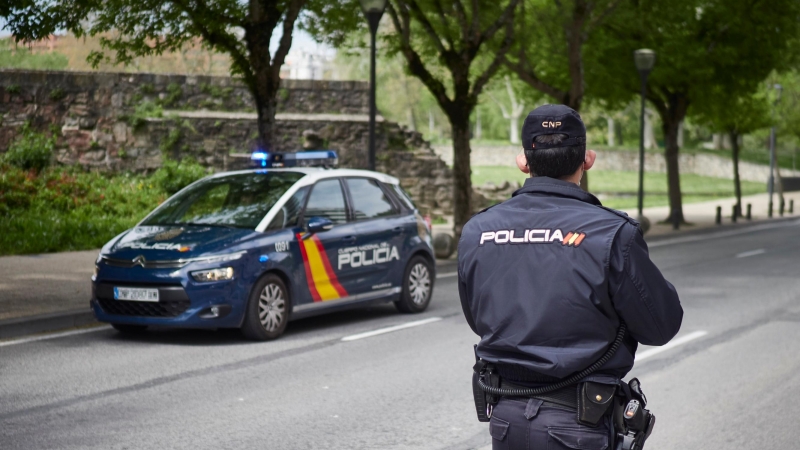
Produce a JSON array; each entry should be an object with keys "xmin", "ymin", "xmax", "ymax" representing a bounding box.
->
[
  {"xmin": 266, "ymin": 186, "xmax": 309, "ymax": 231},
  {"xmin": 345, "ymin": 178, "xmax": 398, "ymax": 221},
  {"xmin": 304, "ymin": 179, "xmax": 348, "ymax": 225}
]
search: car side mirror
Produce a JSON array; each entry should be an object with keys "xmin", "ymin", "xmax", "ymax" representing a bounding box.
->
[{"xmin": 306, "ymin": 216, "xmax": 334, "ymax": 234}]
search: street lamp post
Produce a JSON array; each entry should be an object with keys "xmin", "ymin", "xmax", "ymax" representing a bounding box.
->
[
  {"xmin": 634, "ymin": 49, "xmax": 656, "ymax": 233},
  {"xmin": 768, "ymin": 83, "xmax": 782, "ymax": 218},
  {"xmin": 359, "ymin": 0, "xmax": 387, "ymax": 171}
]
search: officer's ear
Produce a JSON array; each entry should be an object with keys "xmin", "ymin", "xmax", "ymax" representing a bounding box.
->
[
  {"xmin": 583, "ymin": 149, "xmax": 597, "ymax": 171},
  {"xmin": 516, "ymin": 152, "xmax": 530, "ymax": 174}
]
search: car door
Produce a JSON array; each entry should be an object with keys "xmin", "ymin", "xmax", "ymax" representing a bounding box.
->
[
  {"xmin": 343, "ymin": 177, "xmax": 405, "ymax": 295},
  {"xmin": 296, "ymin": 177, "xmax": 360, "ymax": 303}
]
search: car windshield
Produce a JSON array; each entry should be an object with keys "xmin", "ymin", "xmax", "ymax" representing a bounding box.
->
[{"xmin": 142, "ymin": 171, "xmax": 305, "ymax": 229}]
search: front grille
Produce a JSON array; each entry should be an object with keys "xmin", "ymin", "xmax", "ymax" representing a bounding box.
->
[
  {"xmin": 98, "ymin": 298, "xmax": 190, "ymax": 317},
  {"xmin": 102, "ymin": 256, "xmax": 187, "ymax": 269}
]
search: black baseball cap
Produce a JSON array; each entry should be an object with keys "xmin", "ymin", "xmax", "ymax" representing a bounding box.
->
[{"xmin": 521, "ymin": 104, "xmax": 586, "ymax": 151}]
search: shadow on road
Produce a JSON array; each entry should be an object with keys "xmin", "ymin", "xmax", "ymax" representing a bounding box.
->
[{"xmin": 101, "ymin": 302, "xmax": 403, "ymax": 346}]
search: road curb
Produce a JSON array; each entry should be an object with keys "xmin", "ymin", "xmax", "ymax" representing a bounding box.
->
[
  {"xmin": 0, "ymin": 310, "xmax": 98, "ymax": 340},
  {"xmin": 645, "ymin": 216, "xmax": 798, "ymax": 244}
]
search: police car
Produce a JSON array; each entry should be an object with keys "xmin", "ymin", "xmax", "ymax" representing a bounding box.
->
[{"xmin": 91, "ymin": 151, "xmax": 436, "ymax": 340}]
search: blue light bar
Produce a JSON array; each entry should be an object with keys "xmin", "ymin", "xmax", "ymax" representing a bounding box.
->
[{"xmin": 250, "ymin": 150, "xmax": 338, "ymax": 168}]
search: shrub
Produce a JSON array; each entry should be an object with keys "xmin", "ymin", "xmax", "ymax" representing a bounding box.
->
[
  {"xmin": 151, "ymin": 157, "xmax": 208, "ymax": 195},
  {"xmin": 160, "ymin": 82, "xmax": 183, "ymax": 107},
  {"xmin": 3, "ymin": 123, "xmax": 57, "ymax": 172},
  {"xmin": 126, "ymin": 101, "xmax": 163, "ymax": 132},
  {"xmin": 0, "ymin": 165, "xmax": 167, "ymax": 254}
]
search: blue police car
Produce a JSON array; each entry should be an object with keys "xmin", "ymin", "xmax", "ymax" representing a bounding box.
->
[{"xmin": 91, "ymin": 152, "xmax": 436, "ymax": 340}]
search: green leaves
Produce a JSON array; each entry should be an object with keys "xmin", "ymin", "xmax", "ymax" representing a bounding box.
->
[{"xmin": 2, "ymin": 123, "xmax": 57, "ymax": 173}]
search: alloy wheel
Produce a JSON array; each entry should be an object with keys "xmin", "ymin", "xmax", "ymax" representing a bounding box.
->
[
  {"xmin": 258, "ymin": 283, "xmax": 286, "ymax": 332},
  {"xmin": 408, "ymin": 263, "xmax": 431, "ymax": 305}
]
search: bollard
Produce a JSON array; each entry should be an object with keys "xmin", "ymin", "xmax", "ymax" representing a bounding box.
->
[
  {"xmin": 716, "ymin": 206, "xmax": 722, "ymax": 225},
  {"xmin": 791, "ymin": 199, "xmax": 795, "ymax": 214},
  {"xmin": 769, "ymin": 201, "xmax": 773, "ymax": 218},
  {"xmin": 732, "ymin": 205, "xmax": 737, "ymax": 223},
  {"xmin": 746, "ymin": 203, "xmax": 752, "ymax": 220},
  {"xmin": 780, "ymin": 199, "xmax": 785, "ymax": 216}
]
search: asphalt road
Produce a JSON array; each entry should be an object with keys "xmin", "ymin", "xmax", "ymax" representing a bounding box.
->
[{"xmin": 2, "ymin": 219, "xmax": 800, "ymax": 449}]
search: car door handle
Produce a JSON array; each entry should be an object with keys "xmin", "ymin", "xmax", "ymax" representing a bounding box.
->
[
  {"xmin": 393, "ymin": 227, "xmax": 405, "ymax": 234},
  {"xmin": 342, "ymin": 236, "xmax": 357, "ymax": 244}
]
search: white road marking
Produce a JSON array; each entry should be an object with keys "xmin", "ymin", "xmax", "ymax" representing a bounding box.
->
[
  {"xmin": 649, "ymin": 219, "xmax": 800, "ymax": 248},
  {"xmin": 635, "ymin": 330, "xmax": 708, "ymax": 361},
  {"xmin": 736, "ymin": 248, "xmax": 766, "ymax": 258},
  {"xmin": 437, "ymin": 272, "xmax": 458, "ymax": 279},
  {"xmin": 0, "ymin": 325, "xmax": 110, "ymax": 348},
  {"xmin": 341, "ymin": 317, "xmax": 442, "ymax": 342}
]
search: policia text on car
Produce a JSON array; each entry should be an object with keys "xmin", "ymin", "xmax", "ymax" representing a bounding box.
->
[{"xmin": 458, "ymin": 105, "xmax": 683, "ymax": 450}]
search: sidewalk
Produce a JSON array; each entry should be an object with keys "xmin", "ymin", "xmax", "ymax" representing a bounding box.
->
[
  {"xmin": 621, "ymin": 191, "xmax": 800, "ymax": 236},
  {"xmin": 1, "ymin": 191, "xmax": 797, "ymax": 340}
]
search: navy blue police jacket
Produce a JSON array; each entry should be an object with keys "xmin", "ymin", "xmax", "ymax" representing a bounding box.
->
[{"xmin": 458, "ymin": 176, "xmax": 682, "ymax": 382}]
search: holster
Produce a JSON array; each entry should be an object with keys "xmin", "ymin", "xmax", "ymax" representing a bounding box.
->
[
  {"xmin": 613, "ymin": 378, "xmax": 656, "ymax": 450},
  {"xmin": 472, "ymin": 347, "xmax": 500, "ymax": 422},
  {"xmin": 577, "ymin": 382, "xmax": 617, "ymax": 426}
]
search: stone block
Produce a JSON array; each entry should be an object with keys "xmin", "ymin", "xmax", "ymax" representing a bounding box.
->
[
  {"xmin": 69, "ymin": 104, "xmax": 89, "ymax": 117},
  {"xmin": 113, "ymin": 122, "xmax": 128, "ymax": 143},
  {"xmin": 63, "ymin": 129, "xmax": 93, "ymax": 152},
  {"xmin": 79, "ymin": 117, "xmax": 97, "ymax": 129},
  {"xmin": 111, "ymin": 92, "xmax": 123, "ymax": 108}
]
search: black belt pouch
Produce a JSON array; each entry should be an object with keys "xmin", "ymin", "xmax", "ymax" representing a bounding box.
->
[{"xmin": 577, "ymin": 382, "xmax": 617, "ymax": 426}]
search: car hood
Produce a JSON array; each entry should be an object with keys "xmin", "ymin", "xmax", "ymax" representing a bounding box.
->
[{"xmin": 105, "ymin": 225, "xmax": 259, "ymax": 261}]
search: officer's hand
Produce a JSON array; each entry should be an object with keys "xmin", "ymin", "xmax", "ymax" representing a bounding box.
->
[{"xmin": 516, "ymin": 153, "xmax": 530, "ymax": 174}]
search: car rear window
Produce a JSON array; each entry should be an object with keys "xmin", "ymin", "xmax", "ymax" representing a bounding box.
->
[{"xmin": 389, "ymin": 183, "xmax": 416, "ymax": 211}]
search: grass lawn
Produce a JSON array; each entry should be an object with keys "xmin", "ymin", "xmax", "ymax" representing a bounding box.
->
[{"xmin": 472, "ymin": 166, "xmax": 766, "ymax": 210}]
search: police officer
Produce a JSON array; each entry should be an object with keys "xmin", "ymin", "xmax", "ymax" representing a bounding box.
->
[{"xmin": 458, "ymin": 104, "xmax": 683, "ymax": 449}]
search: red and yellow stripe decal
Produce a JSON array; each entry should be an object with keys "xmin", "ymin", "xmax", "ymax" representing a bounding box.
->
[{"xmin": 296, "ymin": 233, "xmax": 348, "ymax": 302}]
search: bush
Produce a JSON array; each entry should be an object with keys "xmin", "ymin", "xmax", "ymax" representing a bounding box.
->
[
  {"xmin": 151, "ymin": 157, "xmax": 208, "ymax": 195},
  {"xmin": 126, "ymin": 101, "xmax": 163, "ymax": 132},
  {"xmin": 0, "ymin": 165, "xmax": 167, "ymax": 255},
  {"xmin": 3, "ymin": 123, "xmax": 57, "ymax": 172}
]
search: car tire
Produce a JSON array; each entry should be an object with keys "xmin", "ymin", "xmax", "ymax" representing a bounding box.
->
[
  {"xmin": 241, "ymin": 273, "xmax": 290, "ymax": 341},
  {"xmin": 395, "ymin": 255, "xmax": 434, "ymax": 313},
  {"xmin": 111, "ymin": 323, "xmax": 148, "ymax": 333}
]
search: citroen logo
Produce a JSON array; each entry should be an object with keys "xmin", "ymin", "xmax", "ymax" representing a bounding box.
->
[{"xmin": 132, "ymin": 255, "xmax": 146, "ymax": 268}]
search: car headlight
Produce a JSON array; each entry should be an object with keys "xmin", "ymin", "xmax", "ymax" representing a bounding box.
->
[{"xmin": 191, "ymin": 267, "xmax": 234, "ymax": 282}]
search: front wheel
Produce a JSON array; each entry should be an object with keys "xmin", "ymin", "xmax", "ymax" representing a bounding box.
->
[
  {"xmin": 395, "ymin": 256, "xmax": 434, "ymax": 313},
  {"xmin": 241, "ymin": 274, "xmax": 290, "ymax": 341}
]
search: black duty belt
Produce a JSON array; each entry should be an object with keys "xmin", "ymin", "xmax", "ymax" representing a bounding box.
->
[{"xmin": 499, "ymin": 380, "xmax": 578, "ymax": 409}]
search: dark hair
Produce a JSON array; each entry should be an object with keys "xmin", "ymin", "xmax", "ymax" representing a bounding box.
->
[{"xmin": 524, "ymin": 134, "xmax": 586, "ymax": 179}]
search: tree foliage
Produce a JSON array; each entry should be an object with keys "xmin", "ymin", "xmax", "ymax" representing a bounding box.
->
[{"xmin": 589, "ymin": 0, "xmax": 800, "ymax": 224}]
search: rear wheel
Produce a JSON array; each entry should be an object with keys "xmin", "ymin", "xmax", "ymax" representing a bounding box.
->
[
  {"xmin": 395, "ymin": 255, "xmax": 434, "ymax": 313},
  {"xmin": 111, "ymin": 324, "xmax": 148, "ymax": 334},
  {"xmin": 241, "ymin": 274, "xmax": 290, "ymax": 341}
]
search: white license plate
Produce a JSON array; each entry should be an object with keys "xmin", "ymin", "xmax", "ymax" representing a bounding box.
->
[{"xmin": 114, "ymin": 287, "xmax": 159, "ymax": 302}]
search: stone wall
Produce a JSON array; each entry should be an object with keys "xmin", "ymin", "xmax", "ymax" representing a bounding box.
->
[
  {"xmin": 0, "ymin": 69, "xmax": 368, "ymax": 152},
  {"xmin": 0, "ymin": 69, "xmax": 453, "ymax": 218},
  {"xmin": 433, "ymin": 144, "xmax": 800, "ymax": 183}
]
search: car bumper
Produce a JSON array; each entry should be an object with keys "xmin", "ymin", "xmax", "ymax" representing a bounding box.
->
[{"xmin": 91, "ymin": 279, "xmax": 247, "ymax": 329}]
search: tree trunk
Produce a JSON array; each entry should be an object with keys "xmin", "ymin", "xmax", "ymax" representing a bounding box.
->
[
  {"xmin": 509, "ymin": 115, "xmax": 519, "ymax": 144},
  {"xmin": 658, "ymin": 96, "xmax": 689, "ymax": 226},
  {"xmin": 253, "ymin": 87, "xmax": 278, "ymax": 151},
  {"xmin": 606, "ymin": 116, "xmax": 615, "ymax": 147},
  {"xmin": 451, "ymin": 116, "xmax": 473, "ymax": 239},
  {"xmin": 731, "ymin": 130, "xmax": 742, "ymax": 217}
]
